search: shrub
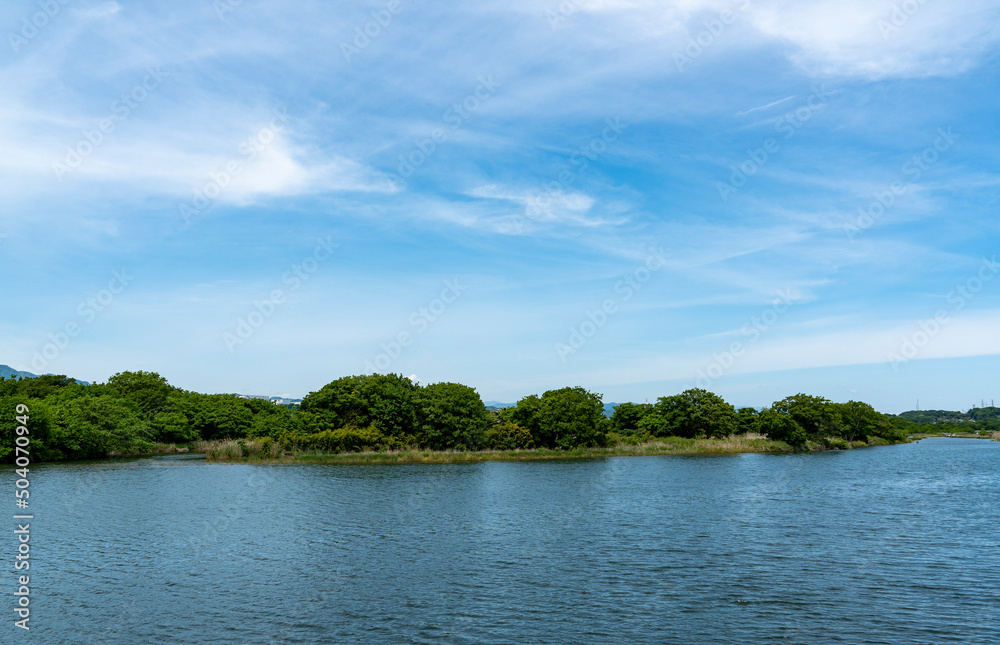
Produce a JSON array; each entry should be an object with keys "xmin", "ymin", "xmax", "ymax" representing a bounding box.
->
[
  {"xmin": 299, "ymin": 426, "xmax": 386, "ymax": 453},
  {"xmin": 485, "ymin": 421, "xmax": 534, "ymax": 450}
]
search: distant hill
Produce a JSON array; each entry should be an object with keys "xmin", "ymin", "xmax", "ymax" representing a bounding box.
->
[
  {"xmin": 0, "ymin": 364, "xmax": 40, "ymax": 380},
  {"xmin": 0, "ymin": 364, "xmax": 90, "ymax": 386},
  {"xmin": 898, "ymin": 407, "xmax": 999, "ymax": 424}
]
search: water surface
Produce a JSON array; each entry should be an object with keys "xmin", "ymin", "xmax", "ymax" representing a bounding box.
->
[{"xmin": 21, "ymin": 438, "xmax": 1000, "ymax": 643}]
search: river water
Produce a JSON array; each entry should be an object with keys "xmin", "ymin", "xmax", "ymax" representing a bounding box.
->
[{"xmin": 17, "ymin": 438, "xmax": 1000, "ymax": 643}]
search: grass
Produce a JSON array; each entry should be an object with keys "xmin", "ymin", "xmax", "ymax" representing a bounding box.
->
[
  {"xmin": 106, "ymin": 440, "xmax": 231, "ymax": 458},
  {"xmin": 205, "ymin": 433, "xmax": 804, "ymax": 464},
  {"xmin": 910, "ymin": 431, "xmax": 993, "ymax": 440}
]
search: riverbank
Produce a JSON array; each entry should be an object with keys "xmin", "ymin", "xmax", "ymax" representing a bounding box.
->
[
  {"xmin": 910, "ymin": 431, "xmax": 998, "ymax": 440},
  {"xmin": 202, "ymin": 433, "xmax": 909, "ymax": 465}
]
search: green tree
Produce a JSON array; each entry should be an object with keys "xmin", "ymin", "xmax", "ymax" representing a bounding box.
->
[
  {"xmin": 611, "ymin": 402, "xmax": 653, "ymax": 435},
  {"xmin": 636, "ymin": 412, "xmax": 670, "ymax": 437},
  {"xmin": 418, "ymin": 382, "xmax": 489, "ymax": 450},
  {"xmin": 736, "ymin": 407, "xmax": 761, "ymax": 435},
  {"xmin": 0, "ymin": 397, "xmax": 55, "ymax": 462},
  {"xmin": 654, "ymin": 389, "xmax": 738, "ymax": 438},
  {"xmin": 300, "ymin": 374, "xmax": 419, "ymax": 437},
  {"xmin": 106, "ymin": 371, "xmax": 174, "ymax": 420},
  {"xmin": 516, "ymin": 387, "xmax": 608, "ymax": 449},
  {"xmin": 47, "ymin": 395, "xmax": 154, "ymax": 459},
  {"xmin": 151, "ymin": 411, "xmax": 197, "ymax": 443},
  {"xmin": 771, "ymin": 393, "xmax": 840, "ymax": 439},
  {"xmin": 759, "ymin": 408, "xmax": 808, "ymax": 448},
  {"xmin": 18, "ymin": 374, "xmax": 78, "ymax": 400},
  {"xmin": 835, "ymin": 401, "xmax": 879, "ymax": 442}
]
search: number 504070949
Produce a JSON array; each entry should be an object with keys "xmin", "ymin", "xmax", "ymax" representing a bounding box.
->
[{"xmin": 14, "ymin": 404, "xmax": 30, "ymax": 492}]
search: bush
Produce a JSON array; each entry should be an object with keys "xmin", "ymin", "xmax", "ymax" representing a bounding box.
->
[
  {"xmin": 485, "ymin": 421, "xmax": 534, "ymax": 450},
  {"xmin": 606, "ymin": 431, "xmax": 649, "ymax": 446},
  {"xmin": 299, "ymin": 426, "xmax": 386, "ymax": 453},
  {"xmin": 823, "ymin": 437, "xmax": 850, "ymax": 450}
]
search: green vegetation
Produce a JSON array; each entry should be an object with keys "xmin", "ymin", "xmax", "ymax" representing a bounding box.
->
[
  {"xmin": 896, "ymin": 407, "xmax": 1000, "ymax": 436},
  {"xmin": 205, "ymin": 432, "xmax": 794, "ymax": 464},
  {"xmin": 0, "ymin": 370, "xmax": 918, "ymax": 463}
]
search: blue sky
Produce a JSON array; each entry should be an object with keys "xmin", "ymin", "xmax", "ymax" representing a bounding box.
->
[{"xmin": 2, "ymin": 0, "xmax": 999, "ymax": 412}]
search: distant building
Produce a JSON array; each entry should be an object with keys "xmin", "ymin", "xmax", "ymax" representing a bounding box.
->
[{"xmin": 270, "ymin": 397, "xmax": 302, "ymax": 406}]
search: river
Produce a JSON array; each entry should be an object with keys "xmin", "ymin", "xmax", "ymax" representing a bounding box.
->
[{"xmin": 20, "ymin": 437, "xmax": 1000, "ymax": 643}]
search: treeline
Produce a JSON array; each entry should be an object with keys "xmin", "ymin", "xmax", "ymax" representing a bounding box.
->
[
  {"xmin": 898, "ymin": 407, "xmax": 1000, "ymax": 433},
  {"xmin": 0, "ymin": 371, "xmax": 910, "ymax": 462}
]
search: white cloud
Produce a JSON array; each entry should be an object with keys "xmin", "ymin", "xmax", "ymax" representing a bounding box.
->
[
  {"xmin": 467, "ymin": 183, "xmax": 630, "ymax": 233},
  {"xmin": 562, "ymin": 0, "xmax": 1000, "ymax": 79}
]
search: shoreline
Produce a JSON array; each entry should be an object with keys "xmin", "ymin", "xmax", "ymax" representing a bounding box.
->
[{"xmin": 201, "ymin": 434, "xmax": 912, "ymax": 465}]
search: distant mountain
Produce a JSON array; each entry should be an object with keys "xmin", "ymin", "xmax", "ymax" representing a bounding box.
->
[
  {"xmin": 0, "ymin": 364, "xmax": 39, "ymax": 380},
  {"xmin": 0, "ymin": 364, "xmax": 90, "ymax": 385}
]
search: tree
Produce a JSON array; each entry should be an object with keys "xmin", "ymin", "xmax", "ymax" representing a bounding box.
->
[
  {"xmin": 106, "ymin": 371, "xmax": 174, "ymax": 419},
  {"xmin": 516, "ymin": 387, "xmax": 609, "ymax": 449},
  {"xmin": 151, "ymin": 411, "xmax": 197, "ymax": 443},
  {"xmin": 770, "ymin": 393, "xmax": 839, "ymax": 439},
  {"xmin": 0, "ymin": 397, "xmax": 54, "ymax": 462},
  {"xmin": 636, "ymin": 412, "xmax": 670, "ymax": 437},
  {"xmin": 418, "ymin": 382, "xmax": 489, "ymax": 450},
  {"xmin": 300, "ymin": 374, "xmax": 419, "ymax": 437},
  {"xmin": 611, "ymin": 402, "xmax": 653, "ymax": 435},
  {"xmin": 759, "ymin": 408, "xmax": 808, "ymax": 448},
  {"xmin": 835, "ymin": 401, "xmax": 879, "ymax": 442},
  {"xmin": 654, "ymin": 389, "xmax": 738, "ymax": 438},
  {"xmin": 18, "ymin": 374, "xmax": 78, "ymax": 400},
  {"xmin": 736, "ymin": 407, "xmax": 761, "ymax": 435},
  {"xmin": 47, "ymin": 395, "xmax": 154, "ymax": 459}
]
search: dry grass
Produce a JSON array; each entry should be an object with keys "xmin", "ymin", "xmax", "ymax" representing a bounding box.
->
[{"xmin": 206, "ymin": 432, "xmax": 796, "ymax": 464}]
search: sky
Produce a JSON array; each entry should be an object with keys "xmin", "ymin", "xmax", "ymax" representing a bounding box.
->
[{"xmin": 1, "ymin": 0, "xmax": 999, "ymax": 413}]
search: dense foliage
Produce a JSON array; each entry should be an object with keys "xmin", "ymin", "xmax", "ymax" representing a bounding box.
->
[
  {"xmin": 0, "ymin": 371, "xmax": 922, "ymax": 463},
  {"xmin": 611, "ymin": 390, "xmax": 911, "ymax": 449}
]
